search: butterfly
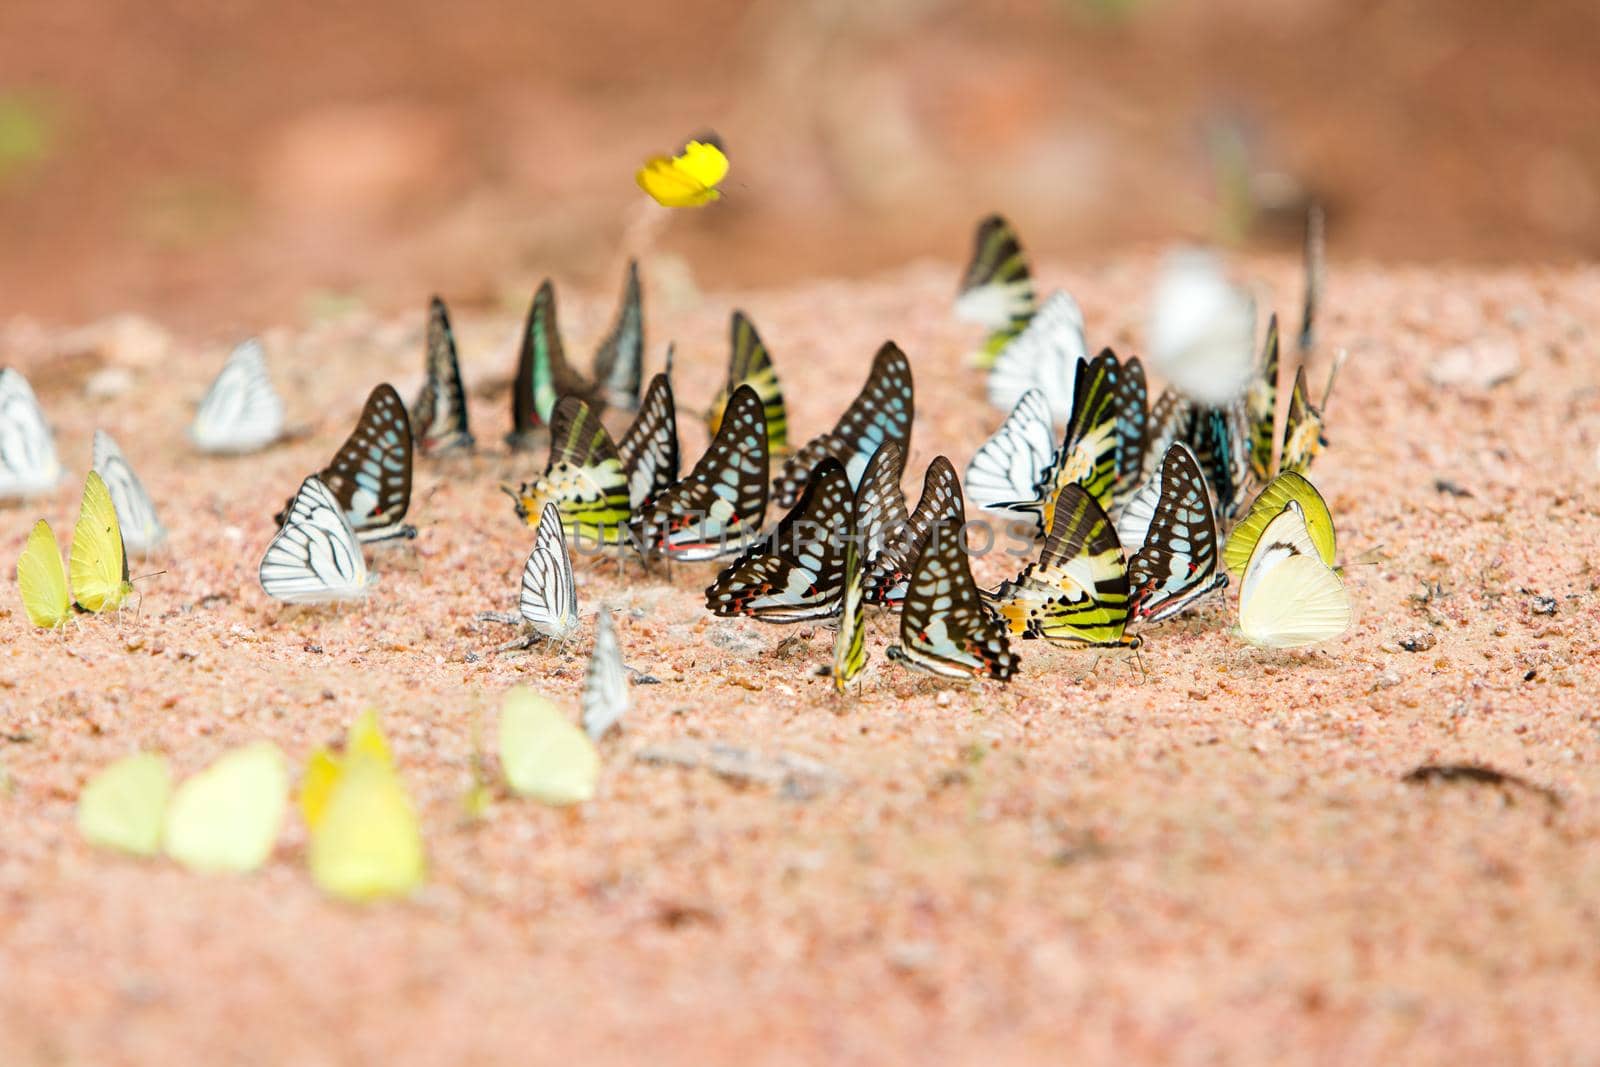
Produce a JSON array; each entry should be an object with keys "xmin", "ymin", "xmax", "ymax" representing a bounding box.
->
[
  {"xmin": 617, "ymin": 370, "xmax": 680, "ymax": 511},
  {"xmin": 832, "ymin": 482, "xmax": 870, "ymax": 693},
  {"xmin": 593, "ymin": 259, "xmax": 645, "ymax": 413},
  {"xmin": 277, "ymin": 383, "xmax": 415, "ymax": 543},
  {"xmin": 986, "ymin": 290, "xmax": 1085, "ymax": 425},
  {"xmin": 0, "ymin": 368, "xmax": 62, "ymax": 497},
  {"xmin": 306, "ymin": 711, "xmax": 426, "ymax": 902},
  {"xmin": 635, "ymin": 384, "xmax": 769, "ymax": 561},
  {"xmin": 582, "ymin": 611, "xmax": 630, "ymax": 740},
  {"xmin": 852, "ymin": 442, "xmax": 908, "ymax": 567},
  {"xmin": 706, "ymin": 309, "xmax": 789, "ymax": 455},
  {"xmin": 886, "ymin": 484, "xmax": 1017, "ymax": 681},
  {"xmin": 20, "ymin": 470, "xmax": 137, "ymax": 628},
  {"xmin": 1237, "ymin": 498, "xmax": 1351, "ymax": 648},
  {"xmin": 1245, "ymin": 314, "xmax": 1282, "ymax": 482},
  {"xmin": 259, "ymin": 475, "xmax": 370, "ymax": 604},
  {"xmin": 479, "ymin": 500, "xmax": 580, "ymax": 648},
  {"xmin": 1147, "ymin": 248, "xmax": 1256, "ymax": 407},
  {"xmin": 772, "ymin": 341, "xmax": 913, "ymax": 508},
  {"xmin": 92, "ymin": 430, "xmax": 167, "ymax": 554},
  {"xmin": 955, "ymin": 214, "xmax": 1036, "ymax": 369},
  {"xmin": 706, "ymin": 457, "xmax": 852, "ymax": 623},
  {"xmin": 863, "ymin": 455, "xmax": 963, "ymax": 606},
  {"xmin": 499, "ymin": 687, "xmax": 599, "ymax": 805},
  {"xmin": 1223, "ymin": 471, "xmax": 1337, "ymax": 580},
  {"xmin": 636, "ymin": 134, "xmax": 729, "ymax": 207},
  {"xmin": 77, "ymin": 751, "xmax": 170, "ymax": 857},
  {"xmin": 1126, "ymin": 443, "xmax": 1228, "ymax": 623},
  {"xmin": 989, "ymin": 483, "xmax": 1139, "ymax": 648},
  {"xmin": 999, "ymin": 348, "xmax": 1125, "ymax": 534},
  {"xmin": 409, "ymin": 296, "xmax": 475, "ymax": 455},
  {"xmin": 1109, "ymin": 355, "xmax": 1150, "ymax": 509},
  {"xmin": 190, "ymin": 338, "xmax": 286, "ymax": 454},
  {"xmin": 1299, "ymin": 202, "xmax": 1325, "ymax": 354},
  {"xmin": 1278, "ymin": 362, "xmax": 1339, "ymax": 476},
  {"xmin": 164, "ymin": 742, "xmax": 288, "ymax": 874},
  {"xmin": 509, "ymin": 396, "xmax": 633, "ymax": 549},
  {"xmin": 965, "ymin": 388, "xmax": 1055, "ymax": 516}
]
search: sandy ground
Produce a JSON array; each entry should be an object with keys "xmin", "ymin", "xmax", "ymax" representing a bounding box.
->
[{"xmin": 2, "ymin": 256, "xmax": 1599, "ymax": 1065}]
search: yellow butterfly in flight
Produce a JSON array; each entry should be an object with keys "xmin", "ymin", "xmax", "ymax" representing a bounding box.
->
[
  {"xmin": 636, "ymin": 135, "xmax": 729, "ymax": 207},
  {"xmin": 18, "ymin": 470, "xmax": 135, "ymax": 628}
]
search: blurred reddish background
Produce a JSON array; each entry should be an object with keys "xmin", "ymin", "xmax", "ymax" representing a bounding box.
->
[{"xmin": 0, "ymin": 0, "xmax": 1596, "ymax": 334}]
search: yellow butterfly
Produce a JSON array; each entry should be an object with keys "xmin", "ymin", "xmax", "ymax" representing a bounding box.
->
[
  {"xmin": 17, "ymin": 470, "xmax": 134, "ymax": 628},
  {"xmin": 164, "ymin": 742, "xmax": 289, "ymax": 874},
  {"xmin": 636, "ymin": 135, "xmax": 729, "ymax": 207},
  {"xmin": 305, "ymin": 710, "xmax": 426, "ymax": 902},
  {"xmin": 77, "ymin": 751, "xmax": 171, "ymax": 857},
  {"xmin": 498, "ymin": 687, "xmax": 599, "ymax": 806}
]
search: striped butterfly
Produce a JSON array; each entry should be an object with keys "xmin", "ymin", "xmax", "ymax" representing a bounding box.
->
[
  {"xmin": 0, "ymin": 368, "xmax": 62, "ymax": 498},
  {"xmin": 956, "ymin": 214, "xmax": 1036, "ymax": 369},
  {"xmin": 853, "ymin": 442, "xmax": 908, "ymax": 566},
  {"xmin": 999, "ymin": 348, "xmax": 1125, "ymax": 534},
  {"xmin": 636, "ymin": 384, "xmax": 769, "ymax": 562},
  {"xmin": 259, "ymin": 475, "xmax": 370, "ymax": 604},
  {"xmin": 1238, "ymin": 498, "xmax": 1350, "ymax": 649},
  {"xmin": 832, "ymin": 469, "xmax": 872, "ymax": 693},
  {"xmin": 965, "ymin": 388, "xmax": 1055, "ymax": 516},
  {"xmin": 91, "ymin": 430, "xmax": 167, "ymax": 554},
  {"xmin": 409, "ymin": 296, "xmax": 475, "ymax": 455},
  {"xmin": 986, "ymin": 289, "xmax": 1084, "ymax": 426},
  {"xmin": 1109, "ymin": 355, "xmax": 1150, "ymax": 509},
  {"xmin": 476, "ymin": 501, "xmax": 579, "ymax": 648},
  {"xmin": 1279, "ymin": 361, "xmax": 1341, "ymax": 476},
  {"xmin": 582, "ymin": 611, "xmax": 630, "ymax": 740},
  {"xmin": 1186, "ymin": 400, "xmax": 1253, "ymax": 519},
  {"xmin": 1141, "ymin": 386, "xmax": 1192, "ymax": 482},
  {"xmin": 772, "ymin": 341, "xmax": 913, "ymax": 508},
  {"xmin": 706, "ymin": 457, "xmax": 851, "ymax": 623},
  {"xmin": 278, "ymin": 383, "xmax": 414, "ymax": 543},
  {"xmin": 864, "ymin": 455, "xmax": 963, "ymax": 607},
  {"xmin": 1245, "ymin": 314, "xmax": 1282, "ymax": 482},
  {"xmin": 1127, "ymin": 443, "xmax": 1227, "ymax": 623},
  {"xmin": 886, "ymin": 483, "xmax": 1016, "ymax": 681},
  {"xmin": 706, "ymin": 310, "xmax": 789, "ymax": 455},
  {"xmin": 989, "ymin": 482, "xmax": 1139, "ymax": 648},
  {"xmin": 510, "ymin": 396, "xmax": 632, "ymax": 549},
  {"xmin": 190, "ymin": 339, "xmax": 285, "ymax": 454},
  {"xmin": 592, "ymin": 259, "xmax": 644, "ymax": 413},
  {"xmin": 616, "ymin": 369, "xmax": 680, "ymax": 512}
]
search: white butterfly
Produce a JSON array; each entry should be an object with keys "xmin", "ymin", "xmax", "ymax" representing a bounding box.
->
[
  {"xmin": 986, "ymin": 290, "xmax": 1085, "ymax": 425},
  {"xmin": 259, "ymin": 476, "xmax": 370, "ymax": 604},
  {"xmin": 92, "ymin": 430, "xmax": 168, "ymax": 554},
  {"xmin": 191, "ymin": 339, "xmax": 286, "ymax": 454},
  {"xmin": 1115, "ymin": 465, "xmax": 1165, "ymax": 553},
  {"xmin": 0, "ymin": 368, "xmax": 62, "ymax": 498},
  {"xmin": 1238, "ymin": 499, "xmax": 1351, "ymax": 648},
  {"xmin": 966, "ymin": 388, "xmax": 1055, "ymax": 514},
  {"xmin": 1147, "ymin": 249, "xmax": 1255, "ymax": 407},
  {"xmin": 519, "ymin": 502, "xmax": 579, "ymax": 641},
  {"xmin": 581, "ymin": 611, "xmax": 630, "ymax": 740}
]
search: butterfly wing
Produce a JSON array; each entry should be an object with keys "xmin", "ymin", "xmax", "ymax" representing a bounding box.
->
[
  {"xmin": 0, "ymin": 368, "xmax": 62, "ymax": 496},
  {"xmin": 508, "ymin": 280, "xmax": 597, "ymax": 448},
  {"xmin": 70, "ymin": 470, "xmax": 133, "ymax": 613},
  {"xmin": 1279, "ymin": 366, "xmax": 1327, "ymax": 475},
  {"xmin": 956, "ymin": 214, "xmax": 1036, "ymax": 368},
  {"xmin": 259, "ymin": 475, "xmax": 370, "ymax": 603},
  {"xmin": 1246, "ymin": 314, "xmax": 1281, "ymax": 482},
  {"xmin": 591, "ymin": 259, "xmax": 644, "ymax": 412},
  {"xmin": 410, "ymin": 297, "xmax": 474, "ymax": 455},
  {"xmin": 890, "ymin": 496, "xmax": 1016, "ymax": 681},
  {"xmin": 519, "ymin": 502, "xmax": 580, "ymax": 640},
  {"xmin": 308, "ymin": 384, "xmax": 415, "ymax": 542},
  {"xmin": 581, "ymin": 612, "xmax": 631, "ymax": 739},
  {"xmin": 853, "ymin": 442, "xmax": 908, "ymax": 562},
  {"xmin": 966, "ymin": 388, "xmax": 1055, "ymax": 514},
  {"xmin": 92, "ymin": 430, "xmax": 167, "ymax": 554},
  {"xmin": 76, "ymin": 752, "xmax": 171, "ymax": 856},
  {"xmin": 617, "ymin": 372, "xmax": 680, "ymax": 510},
  {"xmin": 637, "ymin": 384, "xmax": 770, "ymax": 561},
  {"xmin": 308, "ymin": 724, "xmax": 426, "ymax": 902},
  {"xmin": 864, "ymin": 455, "xmax": 963, "ymax": 606},
  {"xmin": 499, "ymin": 688, "xmax": 599, "ymax": 805},
  {"xmin": 190, "ymin": 339, "xmax": 286, "ymax": 454},
  {"xmin": 1127, "ymin": 442, "xmax": 1227, "ymax": 623},
  {"xmin": 163, "ymin": 742, "xmax": 289, "ymax": 873},
  {"xmin": 512, "ymin": 397, "xmax": 632, "ymax": 547},
  {"xmin": 1239, "ymin": 504, "xmax": 1350, "ymax": 648},
  {"xmin": 1147, "ymin": 249, "xmax": 1255, "ymax": 407},
  {"xmin": 17, "ymin": 519, "xmax": 70, "ymax": 628},
  {"xmin": 986, "ymin": 290, "xmax": 1084, "ymax": 424},
  {"xmin": 1110, "ymin": 355, "xmax": 1150, "ymax": 508},
  {"xmin": 772, "ymin": 341, "xmax": 913, "ymax": 508},
  {"xmin": 1185, "ymin": 400, "xmax": 1253, "ymax": 519},
  {"xmin": 832, "ymin": 497, "xmax": 869, "ymax": 693},
  {"xmin": 1142, "ymin": 387, "xmax": 1194, "ymax": 482},
  {"xmin": 991, "ymin": 483, "xmax": 1134, "ymax": 646},
  {"xmin": 1223, "ymin": 471, "xmax": 1337, "ymax": 578},
  {"xmin": 707, "ymin": 310, "xmax": 789, "ymax": 454}
]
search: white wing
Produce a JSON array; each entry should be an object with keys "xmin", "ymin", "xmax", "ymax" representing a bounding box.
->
[
  {"xmin": 966, "ymin": 388, "xmax": 1056, "ymax": 512},
  {"xmin": 1238, "ymin": 503, "xmax": 1350, "ymax": 648},
  {"xmin": 259, "ymin": 476, "xmax": 370, "ymax": 604},
  {"xmin": 191, "ymin": 339, "xmax": 286, "ymax": 454},
  {"xmin": 1114, "ymin": 468, "xmax": 1164, "ymax": 554},
  {"xmin": 1148, "ymin": 249, "xmax": 1255, "ymax": 406},
  {"xmin": 581, "ymin": 611, "xmax": 630, "ymax": 740},
  {"xmin": 0, "ymin": 368, "xmax": 62, "ymax": 497},
  {"xmin": 986, "ymin": 290, "xmax": 1085, "ymax": 424},
  {"xmin": 519, "ymin": 502, "xmax": 579, "ymax": 640},
  {"xmin": 92, "ymin": 430, "xmax": 168, "ymax": 554}
]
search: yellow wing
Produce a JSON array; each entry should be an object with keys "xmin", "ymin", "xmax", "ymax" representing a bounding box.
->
[
  {"xmin": 498, "ymin": 687, "xmax": 599, "ymax": 806},
  {"xmin": 18, "ymin": 519, "xmax": 70, "ymax": 629},
  {"xmin": 70, "ymin": 471, "xmax": 133, "ymax": 613},
  {"xmin": 308, "ymin": 711, "xmax": 425, "ymax": 902},
  {"xmin": 1223, "ymin": 471, "xmax": 1337, "ymax": 579},
  {"xmin": 636, "ymin": 138, "xmax": 728, "ymax": 207},
  {"xmin": 163, "ymin": 741, "xmax": 289, "ymax": 874},
  {"xmin": 76, "ymin": 751, "xmax": 171, "ymax": 857}
]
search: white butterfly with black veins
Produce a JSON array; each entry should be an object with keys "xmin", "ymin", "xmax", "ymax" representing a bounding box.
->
[
  {"xmin": 190, "ymin": 339, "xmax": 286, "ymax": 454},
  {"xmin": 276, "ymin": 383, "xmax": 415, "ymax": 543},
  {"xmin": 1127, "ymin": 442, "xmax": 1227, "ymax": 624},
  {"xmin": 986, "ymin": 290, "xmax": 1086, "ymax": 425},
  {"xmin": 92, "ymin": 430, "xmax": 167, "ymax": 554},
  {"xmin": 966, "ymin": 387, "xmax": 1055, "ymax": 514},
  {"xmin": 582, "ymin": 611, "xmax": 630, "ymax": 740},
  {"xmin": 259, "ymin": 475, "xmax": 370, "ymax": 604},
  {"xmin": 476, "ymin": 501, "xmax": 579, "ymax": 648},
  {"xmin": 0, "ymin": 368, "xmax": 62, "ymax": 498}
]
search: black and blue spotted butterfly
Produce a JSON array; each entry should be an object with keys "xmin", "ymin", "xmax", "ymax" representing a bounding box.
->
[
  {"xmin": 278, "ymin": 383, "xmax": 415, "ymax": 543},
  {"xmin": 771, "ymin": 341, "xmax": 914, "ymax": 508},
  {"xmin": 410, "ymin": 297, "xmax": 474, "ymax": 455},
  {"xmin": 617, "ymin": 368, "xmax": 680, "ymax": 512},
  {"xmin": 1126, "ymin": 442, "xmax": 1227, "ymax": 624},
  {"xmin": 863, "ymin": 455, "xmax": 964, "ymax": 606}
]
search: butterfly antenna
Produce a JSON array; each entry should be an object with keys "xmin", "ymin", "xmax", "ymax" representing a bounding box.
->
[
  {"xmin": 131, "ymin": 569, "xmax": 166, "ymax": 584},
  {"xmin": 1321, "ymin": 348, "xmax": 1348, "ymax": 410}
]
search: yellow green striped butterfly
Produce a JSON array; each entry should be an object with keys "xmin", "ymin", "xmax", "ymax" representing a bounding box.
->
[
  {"xmin": 706, "ymin": 310, "xmax": 789, "ymax": 455},
  {"xmin": 955, "ymin": 214, "xmax": 1036, "ymax": 369},
  {"xmin": 509, "ymin": 396, "xmax": 631, "ymax": 548},
  {"xmin": 999, "ymin": 348, "xmax": 1125, "ymax": 534},
  {"xmin": 831, "ymin": 487, "xmax": 869, "ymax": 693}
]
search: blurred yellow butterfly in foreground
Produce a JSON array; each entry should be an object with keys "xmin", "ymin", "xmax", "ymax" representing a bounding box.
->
[
  {"xmin": 18, "ymin": 470, "xmax": 135, "ymax": 628},
  {"xmin": 636, "ymin": 135, "xmax": 729, "ymax": 207}
]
